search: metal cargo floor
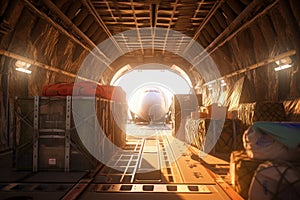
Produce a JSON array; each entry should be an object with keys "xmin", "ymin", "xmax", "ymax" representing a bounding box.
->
[{"xmin": 0, "ymin": 124, "xmax": 241, "ymax": 200}]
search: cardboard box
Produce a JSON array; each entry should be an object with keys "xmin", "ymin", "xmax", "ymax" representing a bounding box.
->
[{"xmin": 207, "ymin": 103, "xmax": 227, "ymax": 119}]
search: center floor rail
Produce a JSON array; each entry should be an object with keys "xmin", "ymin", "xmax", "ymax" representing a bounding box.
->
[
  {"xmin": 0, "ymin": 124, "xmax": 243, "ymax": 200},
  {"xmin": 96, "ymin": 126, "xmax": 184, "ymax": 184},
  {"xmin": 83, "ymin": 124, "xmax": 241, "ymax": 200}
]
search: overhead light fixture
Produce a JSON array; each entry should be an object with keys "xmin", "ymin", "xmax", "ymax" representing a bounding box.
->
[
  {"xmin": 274, "ymin": 57, "xmax": 292, "ymax": 71},
  {"xmin": 274, "ymin": 64, "xmax": 292, "ymax": 71},
  {"xmin": 15, "ymin": 60, "xmax": 32, "ymax": 74},
  {"xmin": 74, "ymin": 8, "xmax": 82, "ymax": 16},
  {"xmin": 207, "ymin": 84, "xmax": 213, "ymax": 90},
  {"xmin": 220, "ymin": 79, "xmax": 227, "ymax": 87}
]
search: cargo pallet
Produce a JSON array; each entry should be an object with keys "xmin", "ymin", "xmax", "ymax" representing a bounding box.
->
[{"xmin": 14, "ymin": 96, "xmax": 127, "ymax": 172}]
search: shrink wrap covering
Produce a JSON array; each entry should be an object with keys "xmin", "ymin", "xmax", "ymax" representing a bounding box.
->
[{"xmin": 249, "ymin": 161, "xmax": 300, "ymax": 200}]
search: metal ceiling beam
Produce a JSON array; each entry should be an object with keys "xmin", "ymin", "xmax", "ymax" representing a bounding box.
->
[
  {"xmin": 190, "ymin": 0, "xmax": 279, "ymax": 71},
  {"xmin": 203, "ymin": 49, "xmax": 296, "ymax": 86},
  {"xmin": 212, "ymin": 0, "xmax": 277, "ymax": 53},
  {"xmin": 104, "ymin": 0, "xmax": 118, "ymax": 22},
  {"xmin": 112, "ymin": 0, "xmax": 122, "ymax": 20},
  {"xmin": 193, "ymin": 0, "xmax": 205, "ymax": 20},
  {"xmin": 40, "ymin": 0, "xmax": 113, "ymax": 70},
  {"xmin": 162, "ymin": 0, "xmax": 179, "ymax": 55},
  {"xmin": 183, "ymin": 0, "xmax": 223, "ymax": 55},
  {"xmin": 130, "ymin": 0, "xmax": 144, "ymax": 55},
  {"xmin": 23, "ymin": 0, "xmax": 113, "ymax": 73},
  {"xmin": 0, "ymin": 49, "xmax": 97, "ymax": 83},
  {"xmin": 193, "ymin": 0, "xmax": 224, "ymax": 41},
  {"xmin": 101, "ymin": 16, "xmax": 150, "ymax": 20},
  {"xmin": 206, "ymin": 0, "xmax": 272, "ymax": 55},
  {"xmin": 150, "ymin": 2, "xmax": 159, "ymax": 55},
  {"xmin": 82, "ymin": 0, "xmax": 125, "ymax": 54}
]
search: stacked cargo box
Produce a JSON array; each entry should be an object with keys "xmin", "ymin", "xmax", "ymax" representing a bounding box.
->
[
  {"xmin": 15, "ymin": 83, "xmax": 127, "ymax": 172},
  {"xmin": 183, "ymin": 101, "xmax": 299, "ymax": 199},
  {"xmin": 171, "ymin": 94, "xmax": 200, "ymax": 140},
  {"xmin": 283, "ymin": 98, "xmax": 300, "ymax": 122},
  {"xmin": 186, "ymin": 102, "xmax": 287, "ymax": 154},
  {"xmin": 110, "ymin": 100, "xmax": 127, "ymax": 148},
  {"xmin": 229, "ymin": 101, "xmax": 294, "ymax": 199},
  {"xmin": 248, "ymin": 161, "xmax": 300, "ymax": 200},
  {"xmin": 15, "ymin": 97, "xmax": 100, "ymax": 171},
  {"xmin": 237, "ymin": 102, "xmax": 287, "ymax": 126},
  {"xmin": 184, "ymin": 118, "xmax": 245, "ymax": 153},
  {"xmin": 230, "ymin": 121, "xmax": 300, "ymax": 199},
  {"xmin": 209, "ymin": 119, "xmax": 245, "ymax": 153},
  {"xmin": 230, "ymin": 150, "xmax": 264, "ymax": 199},
  {"xmin": 184, "ymin": 118, "xmax": 204, "ymax": 149}
]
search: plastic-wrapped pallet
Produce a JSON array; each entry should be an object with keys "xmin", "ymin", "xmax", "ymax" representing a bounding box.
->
[
  {"xmin": 15, "ymin": 97, "xmax": 100, "ymax": 171},
  {"xmin": 185, "ymin": 118, "xmax": 245, "ymax": 153},
  {"xmin": 283, "ymin": 98, "xmax": 300, "ymax": 122},
  {"xmin": 230, "ymin": 150, "xmax": 264, "ymax": 199},
  {"xmin": 197, "ymin": 119, "xmax": 208, "ymax": 150},
  {"xmin": 237, "ymin": 102, "xmax": 287, "ymax": 126},
  {"xmin": 243, "ymin": 122, "xmax": 300, "ymax": 161},
  {"xmin": 249, "ymin": 161, "xmax": 300, "ymax": 200},
  {"xmin": 112, "ymin": 102, "xmax": 128, "ymax": 148},
  {"xmin": 172, "ymin": 94, "xmax": 199, "ymax": 138},
  {"xmin": 214, "ymin": 119, "xmax": 245, "ymax": 153},
  {"xmin": 202, "ymin": 119, "xmax": 245, "ymax": 153},
  {"xmin": 185, "ymin": 118, "xmax": 203, "ymax": 149}
]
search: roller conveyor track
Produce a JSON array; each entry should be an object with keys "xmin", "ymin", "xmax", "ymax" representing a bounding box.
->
[
  {"xmin": 96, "ymin": 129, "xmax": 183, "ymax": 184},
  {"xmin": 0, "ymin": 170, "xmax": 90, "ymax": 200},
  {"xmin": 76, "ymin": 124, "xmax": 242, "ymax": 200},
  {"xmin": 0, "ymin": 124, "xmax": 242, "ymax": 200}
]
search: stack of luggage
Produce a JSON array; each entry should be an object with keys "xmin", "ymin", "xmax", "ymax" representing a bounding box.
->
[
  {"xmin": 237, "ymin": 102, "xmax": 287, "ymax": 126},
  {"xmin": 230, "ymin": 122, "xmax": 300, "ymax": 199}
]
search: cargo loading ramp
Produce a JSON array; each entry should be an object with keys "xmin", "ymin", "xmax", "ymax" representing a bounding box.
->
[
  {"xmin": 78, "ymin": 124, "xmax": 240, "ymax": 200},
  {"xmin": 96, "ymin": 129, "xmax": 184, "ymax": 184}
]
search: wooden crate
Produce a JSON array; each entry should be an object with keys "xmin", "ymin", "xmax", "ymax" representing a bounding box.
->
[
  {"xmin": 14, "ymin": 96, "xmax": 128, "ymax": 171},
  {"xmin": 171, "ymin": 94, "xmax": 201, "ymax": 138},
  {"xmin": 230, "ymin": 150, "xmax": 263, "ymax": 199}
]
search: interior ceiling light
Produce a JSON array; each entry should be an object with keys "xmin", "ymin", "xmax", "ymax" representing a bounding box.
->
[
  {"xmin": 220, "ymin": 79, "xmax": 227, "ymax": 87},
  {"xmin": 207, "ymin": 84, "xmax": 213, "ymax": 90},
  {"xmin": 15, "ymin": 60, "xmax": 32, "ymax": 74},
  {"xmin": 274, "ymin": 56, "xmax": 292, "ymax": 71},
  {"xmin": 274, "ymin": 64, "xmax": 292, "ymax": 71},
  {"xmin": 75, "ymin": 8, "xmax": 82, "ymax": 16}
]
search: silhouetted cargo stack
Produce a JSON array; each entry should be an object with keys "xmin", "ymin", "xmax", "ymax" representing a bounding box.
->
[
  {"xmin": 111, "ymin": 100, "xmax": 127, "ymax": 148},
  {"xmin": 15, "ymin": 97, "xmax": 100, "ymax": 171},
  {"xmin": 185, "ymin": 118, "xmax": 245, "ymax": 153},
  {"xmin": 213, "ymin": 119, "xmax": 245, "ymax": 153},
  {"xmin": 184, "ymin": 118, "xmax": 204, "ymax": 149},
  {"xmin": 230, "ymin": 122, "xmax": 300, "ymax": 199},
  {"xmin": 15, "ymin": 83, "xmax": 127, "ymax": 171},
  {"xmin": 171, "ymin": 94, "xmax": 202, "ymax": 140},
  {"xmin": 249, "ymin": 161, "xmax": 300, "ymax": 200},
  {"xmin": 237, "ymin": 102, "xmax": 287, "ymax": 126},
  {"xmin": 283, "ymin": 98, "xmax": 300, "ymax": 121},
  {"xmin": 230, "ymin": 150, "xmax": 264, "ymax": 199}
]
